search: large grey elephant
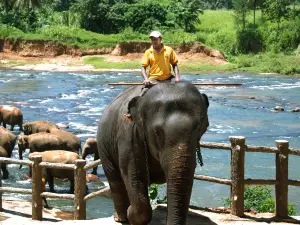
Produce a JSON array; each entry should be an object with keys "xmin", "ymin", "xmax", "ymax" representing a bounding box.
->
[
  {"xmin": 29, "ymin": 150, "xmax": 79, "ymax": 193},
  {"xmin": 0, "ymin": 105, "xmax": 23, "ymax": 131},
  {"xmin": 0, "ymin": 126, "xmax": 17, "ymax": 179},
  {"xmin": 82, "ymin": 138, "xmax": 99, "ymax": 175},
  {"xmin": 23, "ymin": 120, "xmax": 59, "ymax": 135},
  {"xmin": 97, "ymin": 82, "xmax": 209, "ymax": 225}
]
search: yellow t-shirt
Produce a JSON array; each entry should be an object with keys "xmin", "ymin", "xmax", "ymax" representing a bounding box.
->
[{"xmin": 141, "ymin": 45, "xmax": 178, "ymax": 81}]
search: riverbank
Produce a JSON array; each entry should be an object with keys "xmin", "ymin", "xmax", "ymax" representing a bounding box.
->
[
  {"xmin": 1, "ymin": 197, "xmax": 299, "ymax": 225},
  {"xmin": 1, "ymin": 51, "xmax": 299, "ymax": 75}
]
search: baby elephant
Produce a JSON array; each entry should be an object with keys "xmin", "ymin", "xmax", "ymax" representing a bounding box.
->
[
  {"xmin": 82, "ymin": 138, "xmax": 99, "ymax": 175},
  {"xmin": 29, "ymin": 150, "xmax": 79, "ymax": 193},
  {"xmin": 0, "ymin": 105, "xmax": 23, "ymax": 131}
]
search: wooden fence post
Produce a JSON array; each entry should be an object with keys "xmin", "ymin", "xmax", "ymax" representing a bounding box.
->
[
  {"xmin": 74, "ymin": 159, "xmax": 86, "ymax": 220},
  {"xmin": 275, "ymin": 140, "xmax": 289, "ymax": 218},
  {"xmin": 0, "ymin": 162, "xmax": 2, "ymax": 211},
  {"xmin": 31, "ymin": 156, "xmax": 43, "ymax": 220},
  {"xmin": 230, "ymin": 136, "xmax": 245, "ymax": 217}
]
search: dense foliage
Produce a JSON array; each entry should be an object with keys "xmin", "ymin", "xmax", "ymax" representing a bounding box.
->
[
  {"xmin": 0, "ymin": 0, "xmax": 299, "ymax": 62},
  {"xmin": 223, "ymin": 186, "xmax": 297, "ymax": 215}
]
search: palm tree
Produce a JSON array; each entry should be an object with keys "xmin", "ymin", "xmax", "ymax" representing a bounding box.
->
[{"xmin": 15, "ymin": 0, "xmax": 42, "ymax": 31}]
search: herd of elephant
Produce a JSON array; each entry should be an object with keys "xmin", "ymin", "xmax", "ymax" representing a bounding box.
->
[{"xmin": 0, "ymin": 105, "xmax": 99, "ymax": 193}]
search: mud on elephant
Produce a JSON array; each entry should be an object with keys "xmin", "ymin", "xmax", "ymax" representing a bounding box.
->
[
  {"xmin": 0, "ymin": 105, "xmax": 23, "ymax": 131},
  {"xmin": 0, "ymin": 126, "xmax": 17, "ymax": 179},
  {"xmin": 29, "ymin": 150, "xmax": 79, "ymax": 193},
  {"xmin": 82, "ymin": 138, "xmax": 99, "ymax": 175},
  {"xmin": 97, "ymin": 81, "xmax": 209, "ymax": 225}
]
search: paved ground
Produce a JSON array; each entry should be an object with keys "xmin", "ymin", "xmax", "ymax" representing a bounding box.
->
[{"xmin": 1, "ymin": 197, "xmax": 299, "ymax": 225}]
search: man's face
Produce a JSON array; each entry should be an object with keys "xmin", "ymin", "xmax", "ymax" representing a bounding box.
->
[{"xmin": 151, "ymin": 37, "xmax": 162, "ymax": 48}]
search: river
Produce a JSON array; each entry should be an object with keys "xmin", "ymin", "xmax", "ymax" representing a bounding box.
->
[{"xmin": 0, "ymin": 69, "xmax": 299, "ymax": 217}]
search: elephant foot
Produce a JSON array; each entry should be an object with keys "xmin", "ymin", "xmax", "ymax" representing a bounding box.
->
[
  {"xmin": 114, "ymin": 210, "xmax": 128, "ymax": 223},
  {"xmin": 114, "ymin": 216, "xmax": 129, "ymax": 223}
]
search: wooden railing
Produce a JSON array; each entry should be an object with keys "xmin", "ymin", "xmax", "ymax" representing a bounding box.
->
[
  {"xmin": 0, "ymin": 136, "xmax": 299, "ymax": 220},
  {"xmin": 197, "ymin": 136, "xmax": 300, "ymax": 218},
  {"xmin": 0, "ymin": 156, "xmax": 104, "ymax": 220}
]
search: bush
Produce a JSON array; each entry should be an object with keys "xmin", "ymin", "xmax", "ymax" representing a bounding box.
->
[
  {"xmin": 148, "ymin": 184, "xmax": 167, "ymax": 204},
  {"xmin": 206, "ymin": 29, "xmax": 239, "ymax": 56},
  {"xmin": 222, "ymin": 186, "xmax": 297, "ymax": 215},
  {"xmin": 237, "ymin": 26, "xmax": 263, "ymax": 53}
]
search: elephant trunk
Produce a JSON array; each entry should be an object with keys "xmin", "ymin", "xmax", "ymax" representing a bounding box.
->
[
  {"xmin": 164, "ymin": 143, "xmax": 196, "ymax": 225},
  {"xmin": 82, "ymin": 147, "xmax": 87, "ymax": 159}
]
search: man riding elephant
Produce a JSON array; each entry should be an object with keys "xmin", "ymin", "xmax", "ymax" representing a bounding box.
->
[{"xmin": 97, "ymin": 81, "xmax": 209, "ymax": 225}]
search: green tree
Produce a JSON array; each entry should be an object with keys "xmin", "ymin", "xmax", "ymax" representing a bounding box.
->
[
  {"xmin": 233, "ymin": 0, "xmax": 249, "ymax": 31},
  {"xmin": 125, "ymin": 1, "xmax": 168, "ymax": 33},
  {"xmin": 168, "ymin": 0, "xmax": 203, "ymax": 32},
  {"xmin": 71, "ymin": 0, "xmax": 115, "ymax": 33},
  {"xmin": 15, "ymin": 0, "xmax": 42, "ymax": 31},
  {"xmin": 263, "ymin": 0, "xmax": 290, "ymax": 31}
]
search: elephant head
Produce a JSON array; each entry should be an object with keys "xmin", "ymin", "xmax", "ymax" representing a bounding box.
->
[
  {"xmin": 23, "ymin": 123, "xmax": 32, "ymax": 135},
  {"xmin": 18, "ymin": 135, "xmax": 29, "ymax": 160},
  {"xmin": 82, "ymin": 138, "xmax": 99, "ymax": 175}
]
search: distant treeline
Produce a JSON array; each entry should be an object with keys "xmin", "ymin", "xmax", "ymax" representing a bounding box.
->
[{"xmin": 0, "ymin": 0, "xmax": 299, "ymax": 55}]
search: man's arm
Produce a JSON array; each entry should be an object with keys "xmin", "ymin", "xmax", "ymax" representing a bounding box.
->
[
  {"xmin": 141, "ymin": 66, "xmax": 148, "ymax": 80},
  {"xmin": 172, "ymin": 64, "xmax": 180, "ymax": 82}
]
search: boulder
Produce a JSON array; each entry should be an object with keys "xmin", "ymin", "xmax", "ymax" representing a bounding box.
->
[{"xmin": 274, "ymin": 106, "xmax": 284, "ymax": 111}]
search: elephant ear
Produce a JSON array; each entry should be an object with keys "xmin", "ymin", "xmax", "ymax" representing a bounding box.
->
[
  {"xmin": 202, "ymin": 93, "xmax": 209, "ymax": 108},
  {"xmin": 128, "ymin": 96, "xmax": 141, "ymax": 121}
]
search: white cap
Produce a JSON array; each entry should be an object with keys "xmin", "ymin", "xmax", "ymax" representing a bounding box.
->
[{"xmin": 149, "ymin": 31, "xmax": 162, "ymax": 38}]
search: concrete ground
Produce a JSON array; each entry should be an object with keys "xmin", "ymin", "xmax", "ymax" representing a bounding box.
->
[{"xmin": 1, "ymin": 197, "xmax": 299, "ymax": 225}]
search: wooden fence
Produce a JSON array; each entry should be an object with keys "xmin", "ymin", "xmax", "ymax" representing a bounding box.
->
[
  {"xmin": 0, "ymin": 136, "xmax": 299, "ymax": 220},
  {"xmin": 0, "ymin": 156, "xmax": 104, "ymax": 220},
  {"xmin": 197, "ymin": 136, "xmax": 300, "ymax": 218}
]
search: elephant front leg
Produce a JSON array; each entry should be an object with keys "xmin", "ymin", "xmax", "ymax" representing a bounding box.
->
[
  {"xmin": 122, "ymin": 158, "xmax": 152, "ymax": 225},
  {"xmin": 1, "ymin": 164, "xmax": 9, "ymax": 179},
  {"xmin": 102, "ymin": 160, "xmax": 130, "ymax": 223},
  {"xmin": 46, "ymin": 169, "xmax": 55, "ymax": 192},
  {"xmin": 91, "ymin": 154, "xmax": 99, "ymax": 175}
]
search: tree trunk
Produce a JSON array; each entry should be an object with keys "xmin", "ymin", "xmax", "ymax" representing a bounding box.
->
[{"xmin": 253, "ymin": 0, "xmax": 256, "ymax": 26}]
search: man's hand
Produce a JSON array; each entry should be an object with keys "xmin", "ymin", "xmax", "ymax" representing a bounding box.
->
[
  {"xmin": 143, "ymin": 79, "xmax": 157, "ymax": 87},
  {"xmin": 175, "ymin": 76, "xmax": 180, "ymax": 82}
]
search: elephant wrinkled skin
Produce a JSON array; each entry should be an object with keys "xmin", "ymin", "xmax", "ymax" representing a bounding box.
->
[
  {"xmin": 0, "ymin": 105, "xmax": 23, "ymax": 131},
  {"xmin": 23, "ymin": 120, "xmax": 59, "ymax": 135},
  {"xmin": 97, "ymin": 81, "xmax": 209, "ymax": 225},
  {"xmin": 82, "ymin": 138, "xmax": 99, "ymax": 175},
  {"xmin": 0, "ymin": 126, "xmax": 17, "ymax": 179},
  {"xmin": 29, "ymin": 150, "xmax": 79, "ymax": 193}
]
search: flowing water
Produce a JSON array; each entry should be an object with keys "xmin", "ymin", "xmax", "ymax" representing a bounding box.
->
[{"xmin": 0, "ymin": 69, "xmax": 299, "ymax": 217}]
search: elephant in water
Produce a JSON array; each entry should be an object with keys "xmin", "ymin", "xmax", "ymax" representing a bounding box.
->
[
  {"xmin": 97, "ymin": 81, "xmax": 209, "ymax": 225},
  {"xmin": 0, "ymin": 105, "xmax": 23, "ymax": 131},
  {"xmin": 0, "ymin": 126, "xmax": 17, "ymax": 179},
  {"xmin": 29, "ymin": 150, "xmax": 79, "ymax": 193},
  {"xmin": 46, "ymin": 127, "xmax": 81, "ymax": 154},
  {"xmin": 82, "ymin": 138, "xmax": 99, "ymax": 175},
  {"xmin": 23, "ymin": 120, "xmax": 59, "ymax": 135}
]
